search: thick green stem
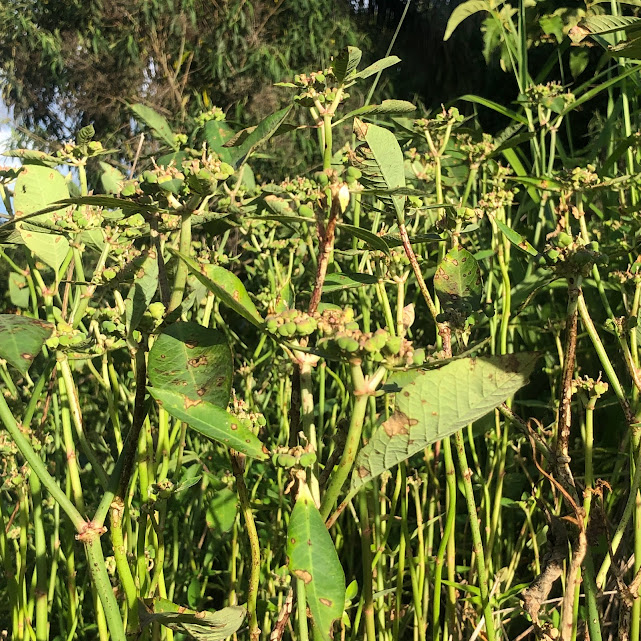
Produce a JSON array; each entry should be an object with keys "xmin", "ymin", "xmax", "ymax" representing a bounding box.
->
[{"xmin": 169, "ymin": 211, "xmax": 192, "ymax": 312}]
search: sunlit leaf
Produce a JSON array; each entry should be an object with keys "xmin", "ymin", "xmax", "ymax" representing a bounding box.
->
[
  {"xmin": 0, "ymin": 315, "xmax": 53, "ymax": 375},
  {"xmin": 131, "ymin": 104, "xmax": 178, "ymax": 149}
]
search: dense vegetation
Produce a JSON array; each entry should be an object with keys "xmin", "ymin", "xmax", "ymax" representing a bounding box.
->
[{"xmin": 4, "ymin": 2, "xmax": 641, "ymax": 641}]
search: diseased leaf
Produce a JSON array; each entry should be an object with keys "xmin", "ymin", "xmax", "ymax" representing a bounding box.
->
[
  {"xmin": 0, "ymin": 315, "xmax": 53, "ymax": 375},
  {"xmin": 352, "ymin": 354, "xmax": 538, "ymax": 489},
  {"xmin": 434, "ymin": 247, "xmax": 482, "ymax": 320},
  {"xmin": 169, "ymin": 249, "xmax": 263, "ymax": 327},
  {"xmin": 13, "ymin": 164, "xmax": 71, "ymax": 226},
  {"xmin": 8, "ymin": 273, "xmax": 30, "ymax": 308},
  {"xmin": 203, "ymin": 120, "xmax": 235, "ymax": 165},
  {"xmin": 149, "ymin": 387, "xmax": 267, "ymax": 460},
  {"xmin": 287, "ymin": 482, "xmax": 345, "ymax": 641},
  {"xmin": 333, "ymin": 46, "xmax": 362, "ymax": 83},
  {"xmin": 131, "ymin": 104, "xmax": 178, "ymax": 149},
  {"xmin": 444, "ymin": 0, "xmax": 491, "ymax": 41},
  {"xmin": 138, "ymin": 597, "xmax": 245, "ymax": 641},
  {"xmin": 148, "ymin": 322, "xmax": 232, "ymax": 408},
  {"xmin": 99, "ymin": 161, "xmax": 125, "ymax": 194}
]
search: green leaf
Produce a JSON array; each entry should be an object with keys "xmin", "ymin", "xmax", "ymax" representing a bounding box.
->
[
  {"xmin": 494, "ymin": 219, "xmax": 539, "ymax": 257},
  {"xmin": 226, "ymin": 106, "xmax": 292, "ymax": 168},
  {"xmin": 352, "ymin": 56, "xmax": 401, "ymax": 80},
  {"xmin": 138, "ymin": 597, "xmax": 246, "ymax": 641},
  {"xmin": 569, "ymin": 49, "xmax": 590, "ymax": 79},
  {"xmin": 581, "ymin": 14, "xmax": 641, "ymax": 36},
  {"xmin": 168, "ymin": 249, "xmax": 263, "ymax": 327},
  {"xmin": 206, "ymin": 488, "xmax": 238, "ymax": 534},
  {"xmin": 124, "ymin": 251, "xmax": 159, "ymax": 335},
  {"xmin": 148, "ymin": 388, "xmax": 267, "ymax": 460},
  {"xmin": 340, "ymin": 100, "xmax": 416, "ymax": 123},
  {"xmin": 2, "ymin": 149, "xmax": 58, "ymax": 166},
  {"xmin": 433, "ymin": 247, "xmax": 482, "ymax": 316},
  {"xmin": 337, "ymin": 223, "xmax": 390, "ymax": 255},
  {"xmin": 353, "ymin": 118, "xmax": 406, "ymax": 221},
  {"xmin": 130, "ymin": 104, "xmax": 178, "ymax": 149},
  {"xmin": 8, "ymin": 273, "xmax": 30, "ymax": 308},
  {"xmin": 203, "ymin": 120, "xmax": 235, "ymax": 165},
  {"xmin": 458, "ymin": 95, "xmax": 528, "ymax": 125},
  {"xmin": 13, "ymin": 164, "xmax": 71, "ymax": 225},
  {"xmin": 99, "ymin": 161, "xmax": 125, "ymax": 195},
  {"xmin": 148, "ymin": 322, "xmax": 232, "ymax": 408},
  {"xmin": 352, "ymin": 354, "xmax": 539, "ymax": 489},
  {"xmin": 287, "ymin": 483, "xmax": 346, "ymax": 640},
  {"xmin": 322, "ymin": 272, "xmax": 380, "ymax": 293},
  {"xmin": 444, "ymin": 0, "xmax": 491, "ymax": 41},
  {"xmin": 333, "ymin": 46, "xmax": 362, "ymax": 83},
  {"xmin": 0, "ymin": 315, "xmax": 53, "ymax": 375},
  {"xmin": 21, "ymin": 230, "xmax": 70, "ymax": 272}
]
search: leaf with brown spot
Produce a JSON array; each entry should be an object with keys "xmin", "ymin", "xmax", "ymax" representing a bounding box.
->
[
  {"xmin": 352, "ymin": 354, "xmax": 539, "ymax": 490},
  {"xmin": 148, "ymin": 388, "xmax": 266, "ymax": 460},
  {"xmin": 0, "ymin": 315, "xmax": 54, "ymax": 375},
  {"xmin": 287, "ymin": 482, "xmax": 345, "ymax": 641}
]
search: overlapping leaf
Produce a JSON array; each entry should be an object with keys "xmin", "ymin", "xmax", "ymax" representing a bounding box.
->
[
  {"xmin": 352, "ymin": 354, "xmax": 538, "ymax": 489},
  {"xmin": 0, "ymin": 315, "xmax": 53, "ymax": 375}
]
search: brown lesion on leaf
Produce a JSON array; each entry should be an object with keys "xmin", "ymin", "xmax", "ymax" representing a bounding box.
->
[
  {"xmin": 185, "ymin": 340, "xmax": 199, "ymax": 348},
  {"xmin": 21, "ymin": 353, "xmax": 34, "ymax": 361},
  {"xmin": 230, "ymin": 422, "xmax": 238, "ymax": 430},
  {"xmin": 188, "ymin": 356, "xmax": 208, "ymax": 367},
  {"xmin": 293, "ymin": 569, "xmax": 312, "ymax": 584},
  {"xmin": 319, "ymin": 598, "xmax": 333, "ymax": 607},
  {"xmin": 183, "ymin": 397, "xmax": 203, "ymax": 409},
  {"xmin": 357, "ymin": 466, "xmax": 369, "ymax": 478},
  {"xmin": 232, "ymin": 290, "xmax": 240, "ymax": 301},
  {"xmin": 196, "ymin": 388, "xmax": 206, "ymax": 397},
  {"xmin": 382, "ymin": 411, "xmax": 417, "ymax": 437}
]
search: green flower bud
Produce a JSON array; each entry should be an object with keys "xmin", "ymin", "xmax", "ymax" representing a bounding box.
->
[{"xmin": 384, "ymin": 336, "xmax": 403, "ymax": 355}]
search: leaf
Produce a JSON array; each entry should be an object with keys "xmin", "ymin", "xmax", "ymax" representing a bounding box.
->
[
  {"xmin": 8, "ymin": 273, "xmax": 30, "ymax": 308},
  {"xmin": 458, "ymin": 95, "xmax": 528, "ymax": 125},
  {"xmin": 444, "ymin": 0, "xmax": 491, "ymax": 41},
  {"xmin": 168, "ymin": 249, "xmax": 263, "ymax": 327},
  {"xmin": 138, "ymin": 597, "xmax": 246, "ymax": 641},
  {"xmin": 149, "ymin": 388, "xmax": 267, "ymax": 460},
  {"xmin": 353, "ymin": 118, "xmax": 406, "ymax": 221},
  {"xmin": 433, "ymin": 247, "xmax": 482, "ymax": 317},
  {"xmin": 203, "ymin": 120, "xmax": 235, "ymax": 165},
  {"xmin": 333, "ymin": 46, "xmax": 362, "ymax": 83},
  {"xmin": 352, "ymin": 354, "xmax": 539, "ymax": 489},
  {"xmin": 99, "ymin": 161, "xmax": 125, "ymax": 195},
  {"xmin": 3, "ymin": 149, "xmax": 58, "ymax": 166},
  {"xmin": 322, "ymin": 272, "xmax": 380, "ymax": 293},
  {"xmin": 580, "ymin": 15, "xmax": 641, "ymax": 36},
  {"xmin": 0, "ymin": 315, "xmax": 54, "ymax": 375},
  {"xmin": 148, "ymin": 322, "xmax": 232, "ymax": 408},
  {"xmin": 226, "ymin": 106, "xmax": 292, "ymax": 168},
  {"xmin": 569, "ymin": 49, "xmax": 590, "ymax": 79},
  {"xmin": 21, "ymin": 230, "xmax": 70, "ymax": 272},
  {"xmin": 287, "ymin": 482, "xmax": 345, "ymax": 640},
  {"xmin": 206, "ymin": 488, "xmax": 238, "ymax": 534},
  {"xmin": 340, "ymin": 100, "xmax": 416, "ymax": 122},
  {"xmin": 337, "ymin": 223, "xmax": 390, "ymax": 255},
  {"xmin": 130, "ymin": 104, "xmax": 178, "ymax": 149},
  {"xmin": 352, "ymin": 56, "xmax": 401, "ymax": 80},
  {"xmin": 13, "ymin": 164, "xmax": 71, "ymax": 225},
  {"xmin": 494, "ymin": 219, "xmax": 539, "ymax": 257},
  {"xmin": 124, "ymin": 250, "xmax": 159, "ymax": 335}
]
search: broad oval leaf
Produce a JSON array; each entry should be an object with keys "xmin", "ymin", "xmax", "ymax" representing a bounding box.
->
[
  {"xmin": 287, "ymin": 482, "xmax": 345, "ymax": 641},
  {"xmin": 149, "ymin": 387, "xmax": 267, "ymax": 460},
  {"xmin": 0, "ymin": 315, "xmax": 53, "ymax": 375},
  {"xmin": 138, "ymin": 597, "xmax": 246, "ymax": 641},
  {"xmin": 148, "ymin": 322, "xmax": 232, "ymax": 407},
  {"xmin": 21, "ymin": 230, "xmax": 70, "ymax": 272},
  {"xmin": 203, "ymin": 120, "xmax": 235, "ymax": 165},
  {"xmin": 206, "ymin": 488, "xmax": 238, "ymax": 534},
  {"xmin": 352, "ymin": 354, "xmax": 539, "ymax": 489},
  {"xmin": 434, "ymin": 247, "xmax": 482, "ymax": 317},
  {"xmin": 168, "ymin": 249, "xmax": 263, "ymax": 327},
  {"xmin": 353, "ymin": 56, "xmax": 401, "ymax": 80}
]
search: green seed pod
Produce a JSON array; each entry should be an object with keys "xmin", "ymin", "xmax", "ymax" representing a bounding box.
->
[
  {"xmin": 345, "ymin": 166, "xmax": 362, "ymax": 181},
  {"xmin": 103, "ymin": 268, "xmax": 117, "ymax": 281},
  {"xmin": 315, "ymin": 171, "xmax": 329, "ymax": 187},
  {"xmin": 545, "ymin": 248, "xmax": 560, "ymax": 263},
  {"xmin": 316, "ymin": 73, "xmax": 326, "ymax": 83},
  {"xmin": 277, "ymin": 454, "xmax": 298, "ymax": 468},
  {"xmin": 345, "ymin": 321, "xmax": 359, "ymax": 331},
  {"xmin": 299, "ymin": 452, "xmax": 317, "ymax": 468},
  {"xmin": 557, "ymin": 232, "xmax": 572, "ymax": 248},
  {"xmin": 148, "ymin": 302, "xmax": 165, "ymax": 320},
  {"xmin": 143, "ymin": 170, "xmax": 158, "ymax": 184},
  {"xmin": 266, "ymin": 318, "xmax": 279, "ymax": 333},
  {"xmin": 120, "ymin": 181, "xmax": 137, "ymax": 197},
  {"xmin": 296, "ymin": 318, "xmax": 317, "ymax": 335},
  {"xmin": 412, "ymin": 348, "xmax": 426, "ymax": 366},
  {"xmin": 590, "ymin": 241, "xmax": 599, "ymax": 252},
  {"xmin": 298, "ymin": 204, "xmax": 314, "ymax": 218},
  {"xmin": 385, "ymin": 336, "xmax": 403, "ymax": 355}
]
